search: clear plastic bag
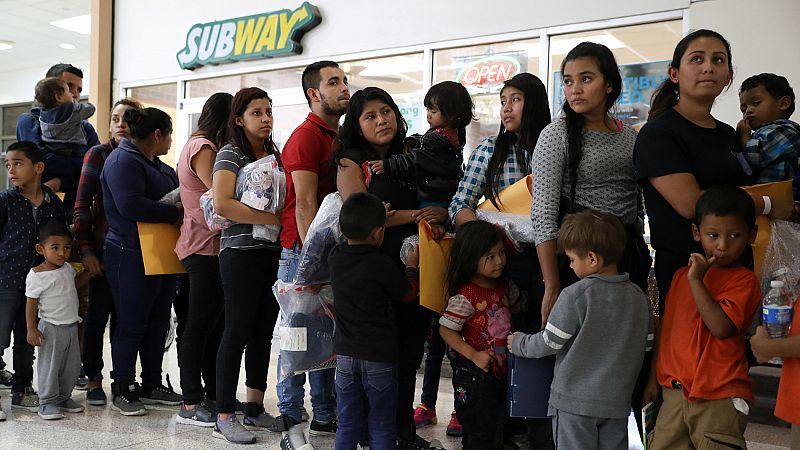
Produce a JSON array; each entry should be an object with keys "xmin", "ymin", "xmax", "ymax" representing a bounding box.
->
[
  {"xmin": 235, "ymin": 155, "xmax": 286, "ymax": 242},
  {"xmin": 475, "ymin": 209, "xmax": 534, "ymax": 250},
  {"xmin": 293, "ymin": 192, "xmax": 345, "ymax": 285},
  {"xmin": 274, "ymin": 280, "xmax": 336, "ymax": 382},
  {"xmin": 199, "ymin": 189, "xmax": 232, "ymax": 231},
  {"xmin": 159, "ymin": 187, "xmax": 181, "ymax": 205},
  {"xmin": 400, "ymin": 234, "xmax": 420, "ymax": 266},
  {"xmin": 761, "ymin": 220, "xmax": 800, "ymax": 298}
]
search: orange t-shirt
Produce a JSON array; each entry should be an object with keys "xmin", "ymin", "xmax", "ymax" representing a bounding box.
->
[
  {"xmin": 657, "ymin": 266, "xmax": 761, "ymax": 402},
  {"xmin": 775, "ymin": 300, "xmax": 800, "ymax": 424}
]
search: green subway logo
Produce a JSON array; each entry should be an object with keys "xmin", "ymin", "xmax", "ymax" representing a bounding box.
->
[{"xmin": 176, "ymin": 2, "xmax": 321, "ymax": 70}]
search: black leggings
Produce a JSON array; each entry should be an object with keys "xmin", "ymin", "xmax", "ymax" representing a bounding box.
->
[
  {"xmin": 395, "ymin": 301, "xmax": 432, "ymax": 440},
  {"xmin": 178, "ymin": 254, "xmax": 224, "ymax": 405},
  {"xmin": 216, "ymin": 247, "xmax": 281, "ymax": 413}
]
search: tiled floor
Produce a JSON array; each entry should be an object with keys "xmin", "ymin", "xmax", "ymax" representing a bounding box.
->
[{"xmin": 0, "ymin": 336, "xmax": 793, "ymax": 449}]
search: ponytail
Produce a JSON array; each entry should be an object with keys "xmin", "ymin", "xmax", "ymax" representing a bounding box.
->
[{"xmin": 123, "ymin": 107, "xmax": 172, "ymax": 139}]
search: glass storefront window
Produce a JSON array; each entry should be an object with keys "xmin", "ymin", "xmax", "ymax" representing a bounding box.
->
[
  {"xmin": 433, "ymin": 38, "xmax": 540, "ymax": 155},
  {"xmin": 549, "ymin": 20, "xmax": 682, "ymax": 127},
  {"xmin": 183, "ymin": 53, "xmax": 426, "ymax": 147},
  {"xmin": 127, "ymin": 83, "xmax": 179, "ymax": 166}
]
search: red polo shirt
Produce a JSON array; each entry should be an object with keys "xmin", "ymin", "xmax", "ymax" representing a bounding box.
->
[{"xmin": 280, "ymin": 112, "xmax": 338, "ymax": 249}]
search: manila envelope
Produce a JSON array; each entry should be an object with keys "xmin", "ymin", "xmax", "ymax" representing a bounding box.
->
[
  {"xmin": 418, "ymin": 220, "xmax": 454, "ymax": 313},
  {"xmin": 743, "ymin": 180, "xmax": 793, "ymax": 278},
  {"xmin": 137, "ymin": 222, "xmax": 186, "ymax": 275},
  {"xmin": 477, "ymin": 175, "xmax": 532, "ymax": 215}
]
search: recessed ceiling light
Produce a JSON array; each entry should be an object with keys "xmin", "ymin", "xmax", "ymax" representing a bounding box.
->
[
  {"xmin": 50, "ymin": 14, "xmax": 91, "ymax": 35},
  {"xmin": 60, "ymin": 43, "xmax": 77, "ymax": 50},
  {"xmin": 0, "ymin": 40, "xmax": 13, "ymax": 51}
]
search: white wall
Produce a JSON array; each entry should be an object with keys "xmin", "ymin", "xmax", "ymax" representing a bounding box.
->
[
  {"xmin": 689, "ymin": 0, "xmax": 800, "ymax": 126},
  {"xmin": 0, "ymin": 60, "xmax": 91, "ymax": 105},
  {"xmin": 113, "ymin": 0, "xmax": 688, "ymax": 85}
]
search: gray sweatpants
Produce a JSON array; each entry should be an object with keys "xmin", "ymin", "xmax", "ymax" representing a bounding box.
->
[
  {"xmin": 37, "ymin": 321, "xmax": 80, "ymax": 406},
  {"xmin": 552, "ymin": 408, "xmax": 628, "ymax": 450}
]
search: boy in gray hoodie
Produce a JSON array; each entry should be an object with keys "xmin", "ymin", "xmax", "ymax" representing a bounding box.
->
[{"xmin": 509, "ymin": 211, "xmax": 654, "ymax": 450}]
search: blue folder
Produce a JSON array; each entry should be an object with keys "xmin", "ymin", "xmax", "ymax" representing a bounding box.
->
[{"xmin": 507, "ymin": 354, "xmax": 556, "ymax": 418}]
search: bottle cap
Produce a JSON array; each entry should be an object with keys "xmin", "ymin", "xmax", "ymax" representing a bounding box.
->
[{"xmin": 771, "ymin": 280, "xmax": 785, "ymax": 288}]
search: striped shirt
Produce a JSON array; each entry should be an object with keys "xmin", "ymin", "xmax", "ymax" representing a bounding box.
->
[
  {"xmin": 213, "ymin": 144, "xmax": 279, "ymax": 252},
  {"xmin": 73, "ymin": 140, "xmax": 115, "ymax": 259},
  {"xmin": 742, "ymin": 119, "xmax": 800, "ymax": 198},
  {"xmin": 448, "ymin": 136, "xmax": 531, "ymax": 222},
  {"xmin": 510, "ymin": 273, "xmax": 653, "ymax": 419}
]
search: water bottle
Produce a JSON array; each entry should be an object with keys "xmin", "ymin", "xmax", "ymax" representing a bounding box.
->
[{"xmin": 762, "ymin": 280, "xmax": 793, "ymax": 364}]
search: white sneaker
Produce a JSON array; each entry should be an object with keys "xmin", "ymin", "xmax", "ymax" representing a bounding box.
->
[{"xmin": 280, "ymin": 423, "xmax": 315, "ymax": 450}]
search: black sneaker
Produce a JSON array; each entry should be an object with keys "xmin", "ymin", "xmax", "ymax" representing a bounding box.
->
[
  {"xmin": 75, "ymin": 366, "xmax": 89, "ymax": 391},
  {"xmin": 396, "ymin": 434, "xmax": 446, "ymax": 450},
  {"xmin": 176, "ymin": 402, "xmax": 215, "ymax": 427},
  {"xmin": 111, "ymin": 382, "xmax": 147, "ymax": 416},
  {"xmin": 0, "ymin": 369, "xmax": 12, "ymax": 390},
  {"xmin": 11, "ymin": 387, "xmax": 39, "ymax": 411},
  {"xmin": 309, "ymin": 417, "xmax": 337, "ymax": 436},
  {"xmin": 140, "ymin": 375, "xmax": 181, "ymax": 406}
]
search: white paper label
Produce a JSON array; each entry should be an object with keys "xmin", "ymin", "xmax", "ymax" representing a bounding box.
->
[{"xmin": 279, "ymin": 327, "xmax": 307, "ymax": 352}]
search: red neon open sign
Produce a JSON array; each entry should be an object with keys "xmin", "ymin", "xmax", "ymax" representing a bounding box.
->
[{"xmin": 457, "ymin": 55, "xmax": 521, "ymax": 87}]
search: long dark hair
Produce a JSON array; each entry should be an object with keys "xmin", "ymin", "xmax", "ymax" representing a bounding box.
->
[
  {"xmin": 335, "ymin": 87, "xmax": 407, "ymax": 164},
  {"xmin": 227, "ymin": 87, "xmax": 278, "ymax": 161},
  {"xmin": 485, "ymin": 73, "xmax": 550, "ymax": 208},
  {"xmin": 446, "ymin": 220, "xmax": 506, "ymax": 297},
  {"xmin": 648, "ymin": 29, "xmax": 733, "ymax": 119},
  {"xmin": 561, "ymin": 42, "xmax": 622, "ymax": 207},
  {"xmin": 193, "ymin": 92, "xmax": 232, "ymax": 149}
]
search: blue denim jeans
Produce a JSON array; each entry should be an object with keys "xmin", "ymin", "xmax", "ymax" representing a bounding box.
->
[
  {"xmin": 0, "ymin": 289, "xmax": 33, "ymax": 391},
  {"xmin": 335, "ymin": 355, "xmax": 398, "ymax": 450},
  {"xmin": 276, "ymin": 244, "xmax": 336, "ymax": 423}
]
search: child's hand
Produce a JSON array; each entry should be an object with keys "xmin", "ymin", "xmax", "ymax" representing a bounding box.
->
[
  {"xmin": 27, "ymin": 327, "xmax": 44, "ymax": 347},
  {"xmin": 507, "ymin": 333, "xmax": 515, "ymax": 352},
  {"xmin": 736, "ymin": 119, "xmax": 752, "ymax": 141},
  {"xmin": 642, "ymin": 374, "xmax": 661, "ymax": 405},
  {"xmin": 749, "ymin": 326, "xmax": 774, "ymax": 364},
  {"xmin": 687, "ymin": 253, "xmax": 714, "ymax": 282},
  {"xmin": 471, "ymin": 350, "xmax": 493, "ymax": 373},
  {"xmin": 368, "ymin": 160, "xmax": 385, "ymax": 174},
  {"xmin": 405, "ymin": 245, "xmax": 419, "ymax": 268}
]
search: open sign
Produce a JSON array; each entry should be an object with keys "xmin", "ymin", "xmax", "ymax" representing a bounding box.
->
[{"xmin": 457, "ymin": 55, "xmax": 521, "ymax": 87}]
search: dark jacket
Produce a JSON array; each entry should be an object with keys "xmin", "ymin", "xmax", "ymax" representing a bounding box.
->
[{"xmin": 381, "ymin": 128, "xmax": 464, "ymax": 205}]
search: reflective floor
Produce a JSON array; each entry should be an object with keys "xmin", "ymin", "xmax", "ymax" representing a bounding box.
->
[{"xmin": 0, "ymin": 334, "xmax": 792, "ymax": 449}]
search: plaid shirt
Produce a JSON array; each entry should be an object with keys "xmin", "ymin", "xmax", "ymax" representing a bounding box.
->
[
  {"xmin": 448, "ymin": 136, "xmax": 531, "ymax": 222},
  {"xmin": 743, "ymin": 119, "xmax": 800, "ymax": 197},
  {"xmin": 73, "ymin": 140, "xmax": 116, "ymax": 259}
]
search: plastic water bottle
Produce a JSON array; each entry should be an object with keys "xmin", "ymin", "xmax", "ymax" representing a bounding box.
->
[{"xmin": 762, "ymin": 280, "xmax": 793, "ymax": 364}]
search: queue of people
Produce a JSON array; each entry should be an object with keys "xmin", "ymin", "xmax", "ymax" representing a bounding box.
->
[{"xmin": 0, "ymin": 27, "xmax": 798, "ymax": 450}]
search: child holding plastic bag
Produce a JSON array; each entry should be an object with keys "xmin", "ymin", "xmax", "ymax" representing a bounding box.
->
[{"xmin": 328, "ymin": 192, "xmax": 421, "ymax": 449}]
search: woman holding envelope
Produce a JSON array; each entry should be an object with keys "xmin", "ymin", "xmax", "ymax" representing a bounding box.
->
[
  {"xmin": 448, "ymin": 72, "xmax": 552, "ymax": 447},
  {"xmin": 100, "ymin": 107, "xmax": 182, "ymax": 415}
]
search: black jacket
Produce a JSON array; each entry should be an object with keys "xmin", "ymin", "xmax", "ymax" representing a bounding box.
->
[{"xmin": 381, "ymin": 129, "xmax": 464, "ymax": 204}]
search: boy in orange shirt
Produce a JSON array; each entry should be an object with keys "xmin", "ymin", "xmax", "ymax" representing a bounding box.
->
[
  {"xmin": 649, "ymin": 185, "xmax": 761, "ymax": 449},
  {"xmin": 750, "ymin": 299, "xmax": 800, "ymax": 447}
]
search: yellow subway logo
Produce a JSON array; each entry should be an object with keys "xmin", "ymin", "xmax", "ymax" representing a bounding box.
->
[{"xmin": 177, "ymin": 2, "xmax": 321, "ymax": 70}]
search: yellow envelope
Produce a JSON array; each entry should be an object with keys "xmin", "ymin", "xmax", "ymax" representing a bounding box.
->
[
  {"xmin": 477, "ymin": 175, "xmax": 532, "ymax": 215},
  {"xmin": 137, "ymin": 222, "xmax": 186, "ymax": 275},
  {"xmin": 418, "ymin": 220, "xmax": 454, "ymax": 313},
  {"xmin": 743, "ymin": 180, "xmax": 793, "ymax": 278}
]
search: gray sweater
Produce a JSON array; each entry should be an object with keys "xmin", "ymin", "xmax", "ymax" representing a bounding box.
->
[
  {"xmin": 39, "ymin": 102, "xmax": 96, "ymax": 145},
  {"xmin": 511, "ymin": 273, "xmax": 653, "ymax": 419},
  {"xmin": 530, "ymin": 120, "xmax": 640, "ymax": 244}
]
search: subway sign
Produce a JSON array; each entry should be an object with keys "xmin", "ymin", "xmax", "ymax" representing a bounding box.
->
[{"xmin": 176, "ymin": 2, "xmax": 321, "ymax": 70}]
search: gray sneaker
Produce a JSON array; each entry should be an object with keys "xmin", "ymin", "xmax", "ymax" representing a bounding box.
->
[
  {"xmin": 38, "ymin": 404, "xmax": 64, "ymax": 420},
  {"xmin": 58, "ymin": 398, "xmax": 84, "ymax": 413},
  {"xmin": 176, "ymin": 402, "xmax": 215, "ymax": 427},
  {"xmin": 111, "ymin": 382, "xmax": 147, "ymax": 416},
  {"xmin": 11, "ymin": 387, "xmax": 39, "ymax": 411},
  {"xmin": 213, "ymin": 415, "xmax": 256, "ymax": 444}
]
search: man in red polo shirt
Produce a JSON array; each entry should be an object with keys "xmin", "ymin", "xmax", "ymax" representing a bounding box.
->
[{"xmin": 272, "ymin": 60, "xmax": 349, "ymax": 450}]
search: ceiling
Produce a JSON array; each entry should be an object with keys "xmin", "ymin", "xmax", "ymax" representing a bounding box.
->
[{"xmin": 0, "ymin": 0, "xmax": 91, "ymax": 74}]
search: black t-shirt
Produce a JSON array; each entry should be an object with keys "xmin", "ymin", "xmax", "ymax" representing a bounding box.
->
[
  {"xmin": 634, "ymin": 108, "xmax": 751, "ymax": 256},
  {"xmin": 328, "ymin": 243, "xmax": 411, "ymax": 362},
  {"xmin": 339, "ymin": 145, "xmax": 418, "ymax": 268}
]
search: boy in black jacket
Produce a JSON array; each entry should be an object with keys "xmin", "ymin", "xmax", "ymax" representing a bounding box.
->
[{"xmin": 328, "ymin": 192, "xmax": 420, "ymax": 449}]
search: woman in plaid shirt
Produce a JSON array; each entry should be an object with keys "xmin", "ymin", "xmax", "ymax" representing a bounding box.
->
[{"xmin": 448, "ymin": 72, "xmax": 553, "ymax": 448}]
